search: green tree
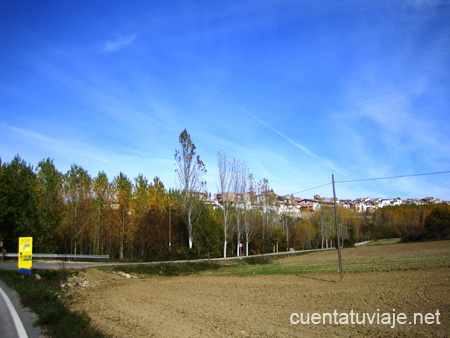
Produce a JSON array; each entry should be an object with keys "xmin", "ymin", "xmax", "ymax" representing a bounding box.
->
[
  {"xmin": 93, "ymin": 171, "xmax": 111, "ymax": 254},
  {"xmin": 424, "ymin": 203, "xmax": 450, "ymax": 239},
  {"xmin": 0, "ymin": 156, "xmax": 39, "ymax": 252},
  {"xmin": 63, "ymin": 165, "xmax": 93, "ymax": 255},
  {"xmin": 132, "ymin": 173, "xmax": 151, "ymax": 258},
  {"xmin": 193, "ymin": 203, "xmax": 222, "ymax": 260},
  {"xmin": 36, "ymin": 158, "xmax": 64, "ymax": 252},
  {"xmin": 296, "ymin": 218, "xmax": 317, "ymax": 250},
  {"xmin": 269, "ymin": 227, "xmax": 285, "ymax": 253},
  {"xmin": 131, "ymin": 175, "xmax": 168, "ymax": 260}
]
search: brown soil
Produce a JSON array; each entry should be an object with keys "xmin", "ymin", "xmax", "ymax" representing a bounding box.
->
[{"xmin": 69, "ymin": 241, "xmax": 450, "ymax": 338}]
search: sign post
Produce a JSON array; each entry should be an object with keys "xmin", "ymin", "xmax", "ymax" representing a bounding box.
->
[
  {"xmin": 0, "ymin": 241, "xmax": 4, "ymax": 262},
  {"xmin": 18, "ymin": 237, "xmax": 33, "ymax": 275},
  {"xmin": 332, "ymin": 175, "xmax": 343, "ymax": 281}
]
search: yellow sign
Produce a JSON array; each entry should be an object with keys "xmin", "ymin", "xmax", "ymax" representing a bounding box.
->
[{"xmin": 18, "ymin": 237, "xmax": 33, "ymax": 274}]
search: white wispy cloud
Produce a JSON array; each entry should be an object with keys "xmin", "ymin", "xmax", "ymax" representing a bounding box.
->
[
  {"xmin": 101, "ymin": 34, "xmax": 137, "ymax": 52},
  {"xmin": 8, "ymin": 125, "xmax": 109, "ymax": 163},
  {"xmin": 327, "ymin": 53, "xmax": 450, "ymax": 199},
  {"xmin": 344, "ymin": 84, "xmax": 450, "ymax": 165},
  {"xmin": 4, "ymin": 124, "xmax": 179, "ymax": 185}
]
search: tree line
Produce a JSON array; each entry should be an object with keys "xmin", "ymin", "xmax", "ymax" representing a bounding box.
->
[{"xmin": 1, "ymin": 130, "xmax": 448, "ymax": 260}]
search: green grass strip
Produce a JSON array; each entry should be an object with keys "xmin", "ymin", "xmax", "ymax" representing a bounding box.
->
[
  {"xmin": 100, "ymin": 261, "xmax": 222, "ymax": 276},
  {"xmin": 205, "ymin": 253, "xmax": 450, "ymax": 276},
  {"xmin": 367, "ymin": 238, "xmax": 402, "ymax": 246}
]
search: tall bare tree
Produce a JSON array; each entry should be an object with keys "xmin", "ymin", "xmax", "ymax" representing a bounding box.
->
[
  {"xmin": 243, "ymin": 173, "xmax": 256, "ymax": 256},
  {"xmin": 174, "ymin": 129, "xmax": 206, "ymax": 249},
  {"xmin": 217, "ymin": 150, "xmax": 232, "ymax": 258},
  {"xmin": 257, "ymin": 178, "xmax": 271, "ymax": 250},
  {"xmin": 318, "ymin": 207, "xmax": 334, "ymax": 248},
  {"xmin": 232, "ymin": 159, "xmax": 248, "ymax": 257}
]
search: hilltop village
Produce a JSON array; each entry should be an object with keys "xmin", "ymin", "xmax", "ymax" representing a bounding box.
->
[{"xmin": 202, "ymin": 192, "xmax": 447, "ymax": 216}]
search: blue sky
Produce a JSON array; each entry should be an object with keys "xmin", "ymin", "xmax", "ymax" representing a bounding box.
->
[{"xmin": 1, "ymin": 0, "xmax": 449, "ymax": 200}]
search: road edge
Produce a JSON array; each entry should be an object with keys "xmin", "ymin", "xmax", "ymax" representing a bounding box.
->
[{"xmin": 0, "ymin": 280, "xmax": 46, "ymax": 338}]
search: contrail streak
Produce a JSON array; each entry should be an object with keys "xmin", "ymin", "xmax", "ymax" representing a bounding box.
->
[
  {"xmin": 248, "ymin": 112, "xmax": 319, "ymax": 159},
  {"xmin": 245, "ymin": 110, "xmax": 346, "ymax": 175}
]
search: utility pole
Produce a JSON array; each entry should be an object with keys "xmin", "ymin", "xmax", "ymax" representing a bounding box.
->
[
  {"xmin": 169, "ymin": 208, "xmax": 172, "ymax": 253},
  {"xmin": 332, "ymin": 174, "xmax": 344, "ymax": 281}
]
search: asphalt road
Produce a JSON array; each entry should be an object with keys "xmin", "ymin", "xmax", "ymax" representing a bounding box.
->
[
  {"xmin": 0, "ymin": 260, "xmax": 91, "ymax": 338},
  {"xmin": 0, "ymin": 280, "xmax": 45, "ymax": 338},
  {"xmin": 0, "ymin": 260, "xmax": 107, "ymax": 270}
]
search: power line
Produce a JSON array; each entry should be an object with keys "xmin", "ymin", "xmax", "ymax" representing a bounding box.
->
[
  {"xmin": 335, "ymin": 170, "xmax": 450, "ymax": 184},
  {"xmin": 290, "ymin": 183, "xmax": 331, "ymax": 195},
  {"xmin": 289, "ymin": 170, "xmax": 450, "ymax": 196}
]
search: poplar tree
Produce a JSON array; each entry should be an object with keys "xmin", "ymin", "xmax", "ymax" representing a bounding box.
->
[
  {"xmin": 232, "ymin": 159, "xmax": 247, "ymax": 257},
  {"xmin": 174, "ymin": 129, "xmax": 206, "ymax": 249},
  {"xmin": 243, "ymin": 174, "xmax": 257, "ymax": 256},
  {"xmin": 217, "ymin": 150, "xmax": 232, "ymax": 258},
  {"xmin": 93, "ymin": 171, "xmax": 111, "ymax": 255},
  {"xmin": 64, "ymin": 164, "xmax": 93, "ymax": 255},
  {"xmin": 113, "ymin": 172, "xmax": 132, "ymax": 259},
  {"xmin": 36, "ymin": 158, "xmax": 63, "ymax": 253}
]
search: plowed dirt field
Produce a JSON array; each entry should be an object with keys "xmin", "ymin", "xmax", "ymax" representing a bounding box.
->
[{"xmin": 69, "ymin": 241, "xmax": 450, "ymax": 337}]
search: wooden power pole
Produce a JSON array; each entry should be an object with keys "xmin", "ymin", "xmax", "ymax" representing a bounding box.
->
[
  {"xmin": 332, "ymin": 174, "xmax": 344, "ymax": 281},
  {"xmin": 169, "ymin": 209, "xmax": 172, "ymax": 253}
]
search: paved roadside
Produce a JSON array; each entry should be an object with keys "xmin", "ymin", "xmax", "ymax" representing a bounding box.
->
[{"xmin": 0, "ymin": 280, "xmax": 46, "ymax": 338}]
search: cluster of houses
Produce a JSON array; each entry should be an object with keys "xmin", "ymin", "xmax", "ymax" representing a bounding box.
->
[{"xmin": 201, "ymin": 191, "xmax": 447, "ymax": 216}]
